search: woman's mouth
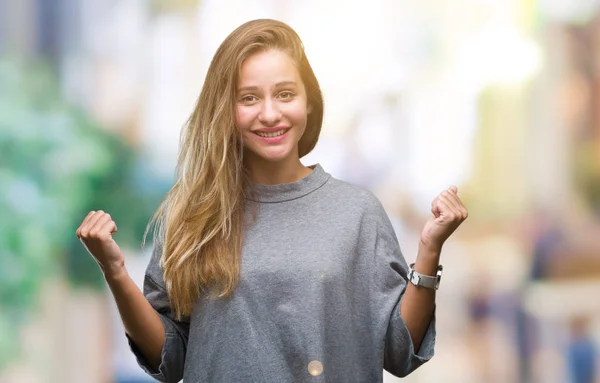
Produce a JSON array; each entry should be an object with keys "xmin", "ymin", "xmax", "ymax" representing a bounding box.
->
[{"xmin": 255, "ymin": 128, "xmax": 290, "ymax": 138}]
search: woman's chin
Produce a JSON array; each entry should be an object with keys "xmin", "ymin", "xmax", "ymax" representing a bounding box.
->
[{"xmin": 248, "ymin": 146, "xmax": 297, "ymax": 164}]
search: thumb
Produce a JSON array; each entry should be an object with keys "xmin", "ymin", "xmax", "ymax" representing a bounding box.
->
[
  {"xmin": 432, "ymin": 201, "xmax": 441, "ymax": 218},
  {"xmin": 110, "ymin": 223, "xmax": 118, "ymax": 236}
]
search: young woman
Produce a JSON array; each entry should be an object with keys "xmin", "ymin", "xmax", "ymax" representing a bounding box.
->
[{"xmin": 76, "ymin": 19, "xmax": 468, "ymax": 382}]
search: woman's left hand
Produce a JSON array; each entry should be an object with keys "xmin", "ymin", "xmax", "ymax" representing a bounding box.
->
[{"xmin": 420, "ymin": 186, "xmax": 468, "ymax": 252}]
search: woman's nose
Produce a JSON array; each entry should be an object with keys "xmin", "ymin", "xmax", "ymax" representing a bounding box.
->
[{"xmin": 258, "ymin": 99, "xmax": 282, "ymax": 125}]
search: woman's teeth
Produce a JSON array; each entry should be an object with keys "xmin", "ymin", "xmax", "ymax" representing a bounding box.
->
[{"xmin": 256, "ymin": 129, "xmax": 287, "ymax": 138}]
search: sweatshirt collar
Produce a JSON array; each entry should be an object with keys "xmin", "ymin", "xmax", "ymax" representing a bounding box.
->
[{"xmin": 248, "ymin": 164, "xmax": 330, "ymax": 203}]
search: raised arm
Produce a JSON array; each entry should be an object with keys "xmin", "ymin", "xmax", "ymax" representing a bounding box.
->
[
  {"xmin": 401, "ymin": 186, "xmax": 467, "ymax": 351},
  {"xmin": 76, "ymin": 211, "xmax": 188, "ymax": 383}
]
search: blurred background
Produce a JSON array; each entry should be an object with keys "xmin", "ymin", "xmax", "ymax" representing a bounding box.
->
[{"xmin": 1, "ymin": 0, "xmax": 600, "ymax": 382}]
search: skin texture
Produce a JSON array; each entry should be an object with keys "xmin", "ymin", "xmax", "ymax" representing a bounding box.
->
[
  {"xmin": 402, "ymin": 186, "xmax": 468, "ymax": 352},
  {"xmin": 76, "ymin": 211, "xmax": 165, "ymax": 370},
  {"xmin": 236, "ymin": 49, "xmax": 313, "ymax": 185}
]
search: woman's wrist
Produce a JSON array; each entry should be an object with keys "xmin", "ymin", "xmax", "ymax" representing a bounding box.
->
[
  {"xmin": 414, "ymin": 241, "xmax": 442, "ymax": 275},
  {"xmin": 102, "ymin": 262, "xmax": 129, "ymax": 285}
]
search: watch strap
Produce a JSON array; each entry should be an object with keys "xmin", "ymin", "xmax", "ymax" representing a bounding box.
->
[{"xmin": 408, "ymin": 263, "xmax": 443, "ymax": 290}]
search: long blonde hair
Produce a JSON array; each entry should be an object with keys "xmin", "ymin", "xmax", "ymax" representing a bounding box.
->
[{"xmin": 145, "ymin": 19, "xmax": 324, "ymax": 319}]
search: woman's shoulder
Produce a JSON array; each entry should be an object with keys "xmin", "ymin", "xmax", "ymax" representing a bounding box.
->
[{"xmin": 322, "ymin": 174, "xmax": 387, "ymax": 215}]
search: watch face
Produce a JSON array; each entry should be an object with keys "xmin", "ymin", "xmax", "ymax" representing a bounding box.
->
[{"xmin": 410, "ymin": 273, "xmax": 417, "ymax": 285}]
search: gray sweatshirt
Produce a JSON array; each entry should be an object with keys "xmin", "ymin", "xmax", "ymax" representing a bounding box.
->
[{"xmin": 128, "ymin": 164, "xmax": 435, "ymax": 382}]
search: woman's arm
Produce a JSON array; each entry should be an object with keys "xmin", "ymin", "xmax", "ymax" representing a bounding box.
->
[
  {"xmin": 105, "ymin": 267, "xmax": 166, "ymax": 370},
  {"xmin": 399, "ymin": 244, "xmax": 439, "ymax": 353},
  {"xmin": 76, "ymin": 211, "xmax": 187, "ymax": 381},
  {"xmin": 400, "ymin": 186, "xmax": 467, "ymax": 352}
]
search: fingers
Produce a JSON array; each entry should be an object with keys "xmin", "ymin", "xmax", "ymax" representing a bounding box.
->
[
  {"xmin": 441, "ymin": 190, "xmax": 463, "ymax": 215},
  {"xmin": 446, "ymin": 187, "xmax": 468, "ymax": 217},
  {"xmin": 89, "ymin": 213, "xmax": 113, "ymax": 239},
  {"xmin": 86, "ymin": 211, "xmax": 108, "ymax": 231},
  {"xmin": 431, "ymin": 197, "xmax": 454, "ymax": 219},
  {"xmin": 76, "ymin": 211, "xmax": 96, "ymax": 238},
  {"xmin": 447, "ymin": 187, "xmax": 468, "ymax": 220},
  {"xmin": 432, "ymin": 186, "xmax": 468, "ymax": 221},
  {"xmin": 77, "ymin": 211, "xmax": 115, "ymax": 240},
  {"xmin": 82, "ymin": 210, "xmax": 96, "ymax": 226},
  {"xmin": 99, "ymin": 219, "xmax": 118, "ymax": 238},
  {"xmin": 431, "ymin": 199, "xmax": 441, "ymax": 217}
]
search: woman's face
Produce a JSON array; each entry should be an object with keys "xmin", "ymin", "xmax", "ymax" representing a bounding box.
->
[{"xmin": 235, "ymin": 49, "xmax": 310, "ymax": 167}]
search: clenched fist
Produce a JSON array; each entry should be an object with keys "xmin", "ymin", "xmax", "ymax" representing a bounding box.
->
[
  {"xmin": 420, "ymin": 186, "xmax": 468, "ymax": 252},
  {"xmin": 76, "ymin": 210, "xmax": 125, "ymax": 278}
]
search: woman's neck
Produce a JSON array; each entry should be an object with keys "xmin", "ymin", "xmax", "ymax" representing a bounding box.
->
[{"xmin": 245, "ymin": 156, "xmax": 312, "ymax": 185}]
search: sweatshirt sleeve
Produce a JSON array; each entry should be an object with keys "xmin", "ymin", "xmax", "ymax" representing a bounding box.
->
[
  {"xmin": 366, "ymin": 196, "xmax": 436, "ymax": 377},
  {"xmin": 126, "ymin": 240, "xmax": 190, "ymax": 383}
]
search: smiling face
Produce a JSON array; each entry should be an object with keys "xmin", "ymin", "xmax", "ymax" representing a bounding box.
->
[{"xmin": 235, "ymin": 49, "xmax": 311, "ymax": 169}]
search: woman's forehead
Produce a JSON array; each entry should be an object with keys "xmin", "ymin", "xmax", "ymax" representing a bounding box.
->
[{"xmin": 238, "ymin": 50, "xmax": 302, "ymax": 87}]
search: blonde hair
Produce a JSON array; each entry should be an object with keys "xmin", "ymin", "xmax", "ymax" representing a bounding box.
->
[{"xmin": 145, "ymin": 19, "xmax": 324, "ymax": 319}]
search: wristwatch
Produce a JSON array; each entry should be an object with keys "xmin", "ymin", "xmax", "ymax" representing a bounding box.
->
[{"xmin": 408, "ymin": 263, "xmax": 443, "ymax": 290}]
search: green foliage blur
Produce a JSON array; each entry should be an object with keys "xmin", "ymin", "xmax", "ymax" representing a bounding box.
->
[{"xmin": 0, "ymin": 58, "xmax": 165, "ymax": 369}]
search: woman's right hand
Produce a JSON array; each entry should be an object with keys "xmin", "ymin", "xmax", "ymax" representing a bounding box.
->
[{"xmin": 76, "ymin": 210, "xmax": 125, "ymax": 279}]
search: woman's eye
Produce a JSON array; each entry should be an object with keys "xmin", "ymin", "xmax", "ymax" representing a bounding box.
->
[
  {"xmin": 240, "ymin": 95, "xmax": 257, "ymax": 103},
  {"xmin": 278, "ymin": 91, "xmax": 294, "ymax": 100}
]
